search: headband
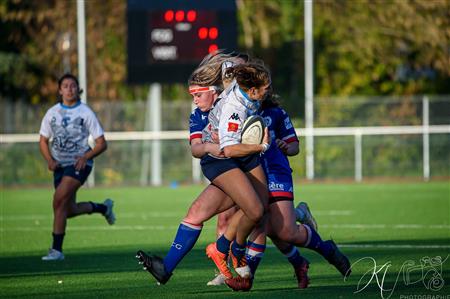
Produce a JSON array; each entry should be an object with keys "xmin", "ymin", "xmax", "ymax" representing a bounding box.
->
[{"xmin": 189, "ymin": 86, "xmax": 217, "ymax": 95}]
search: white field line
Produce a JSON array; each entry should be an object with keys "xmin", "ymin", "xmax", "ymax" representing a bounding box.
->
[{"xmin": 1, "ymin": 224, "xmax": 449, "ymax": 232}]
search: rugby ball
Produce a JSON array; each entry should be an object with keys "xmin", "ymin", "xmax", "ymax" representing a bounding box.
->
[{"xmin": 241, "ymin": 115, "xmax": 265, "ymax": 145}]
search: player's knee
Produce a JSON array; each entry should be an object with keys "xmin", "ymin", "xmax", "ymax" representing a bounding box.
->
[
  {"xmin": 275, "ymin": 226, "xmax": 298, "ymax": 243},
  {"xmin": 52, "ymin": 194, "xmax": 66, "ymax": 210},
  {"xmin": 246, "ymin": 204, "xmax": 264, "ymax": 223}
]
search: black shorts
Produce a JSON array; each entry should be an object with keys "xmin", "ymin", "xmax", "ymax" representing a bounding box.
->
[
  {"xmin": 201, "ymin": 154, "xmax": 260, "ymax": 181},
  {"xmin": 53, "ymin": 165, "xmax": 92, "ymax": 188}
]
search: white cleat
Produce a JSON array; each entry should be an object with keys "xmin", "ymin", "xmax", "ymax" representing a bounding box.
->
[
  {"xmin": 103, "ymin": 198, "xmax": 115, "ymax": 225},
  {"xmin": 207, "ymin": 273, "xmax": 227, "ymax": 286},
  {"xmin": 42, "ymin": 248, "xmax": 64, "ymax": 261},
  {"xmin": 296, "ymin": 202, "xmax": 318, "ymax": 231},
  {"xmin": 235, "ymin": 265, "xmax": 252, "ymax": 279}
]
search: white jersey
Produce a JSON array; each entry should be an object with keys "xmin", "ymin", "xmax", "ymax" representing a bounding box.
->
[
  {"xmin": 202, "ymin": 80, "xmax": 260, "ymax": 151},
  {"xmin": 39, "ymin": 101, "xmax": 104, "ymax": 167}
]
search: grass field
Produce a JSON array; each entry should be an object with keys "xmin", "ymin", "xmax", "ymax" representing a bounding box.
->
[{"xmin": 1, "ymin": 182, "xmax": 449, "ymax": 299}]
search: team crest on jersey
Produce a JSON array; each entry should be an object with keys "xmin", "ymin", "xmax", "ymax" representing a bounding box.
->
[
  {"xmin": 227, "ymin": 122, "xmax": 239, "ymax": 132},
  {"xmin": 229, "ymin": 113, "xmax": 240, "ymax": 121}
]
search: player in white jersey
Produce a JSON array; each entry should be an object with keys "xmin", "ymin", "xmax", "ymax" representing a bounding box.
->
[{"xmin": 39, "ymin": 74, "xmax": 115, "ymax": 261}]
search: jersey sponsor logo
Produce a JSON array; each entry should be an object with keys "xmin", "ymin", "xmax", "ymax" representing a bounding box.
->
[
  {"xmin": 227, "ymin": 122, "xmax": 239, "ymax": 132},
  {"xmin": 229, "ymin": 113, "xmax": 240, "ymax": 121},
  {"xmin": 284, "ymin": 117, "xmax": 293, "ymax": 129},
  {"xmin": 269, "ymin": 181, "xmax": 285, "ymax": 191}
]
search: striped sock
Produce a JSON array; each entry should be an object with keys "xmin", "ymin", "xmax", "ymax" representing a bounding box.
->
[
  {"xmin": 163, "ymin": 221, "xmax": 202, "ymax": 273},
  {"xmin": 246, "ymin": 241, "xmax": 266, "ymax": 276},
  {"xmin": 283, "ymin": 244, "xmax": 304, "ymax": 268}
]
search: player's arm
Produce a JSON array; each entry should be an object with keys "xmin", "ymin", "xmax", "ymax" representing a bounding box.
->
[
  {"xmin": 190, "ymin": 138, "xmax": 223, "ymax": 158},
  {"xmin": 276, "ymin": 139, "xmax": 299, "ymax": 156},
  {"xmin": 75, "ymin": 135, "xmax": 107, "ymax": 171},
  {"xmin": 39, "ymin": 135, "xmax": 58, "ymax": 171},
  {"xmin": 222, "ymin": 127, "xmax": 270, "ymax": 158}
]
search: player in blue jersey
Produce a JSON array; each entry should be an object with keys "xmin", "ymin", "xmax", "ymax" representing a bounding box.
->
[
  {"xmin": 224, "ymin": 89, "xmax": 351, "ymax": 291},
  {"xmin": 39, "ymin": 73, "xmax": 115, "ymax": 261}
]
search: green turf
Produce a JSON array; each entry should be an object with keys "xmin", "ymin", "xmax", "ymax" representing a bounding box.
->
[{"xmin": 1, "ymin": 182, "xmax": 449, "ymax": 298}]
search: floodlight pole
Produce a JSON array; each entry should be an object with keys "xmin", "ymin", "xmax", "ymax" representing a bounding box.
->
[{"xmin": 304, "ymin": 0, "xmax": 314, "ymax": 180}]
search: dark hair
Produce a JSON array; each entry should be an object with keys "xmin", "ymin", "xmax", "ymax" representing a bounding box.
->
[
  {"xmin": 57, "ymin": 73, "xmax": 83, "ymax": 102},
  {"xmin": 228, "ymin": 62, "xmax": 271, "ymax": 91},
  {"xmin": 261, "ymin": 86, "xmax": 280, "ymax": 110}
]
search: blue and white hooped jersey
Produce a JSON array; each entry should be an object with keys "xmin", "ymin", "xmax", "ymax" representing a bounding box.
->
[
  {"xmin": 39, "ymin": 101, "xmax": 104, "ymax": 167},
  {"xmin": 260, "ymin": 107, "xmax": 299, "ymax": 198},
  {"xmin": 189, "ymin": 107, "xmax": 209, "ymax": 142}
]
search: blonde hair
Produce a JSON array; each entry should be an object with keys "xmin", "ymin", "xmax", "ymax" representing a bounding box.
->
[{"xmin": 188, "ymin": 50, "xmax": 248, "ymax": 89}]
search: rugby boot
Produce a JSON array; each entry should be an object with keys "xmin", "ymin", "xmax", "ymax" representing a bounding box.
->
[
  {"xmin": 42, "ymin": 248, "xmax": 64, "ymax": 261},
  {"xmin": 206, "ymin": 273, "xmax": 226, "ymax": 286},
  {"xmin": 225, "ymin": 276, "xmax": 253, "ymax": 292},
  {"xmin": 136, "ymin": 250, "xmax": 172, "ymax": 284},
  {"xmin": 295, "ymin": 202, "xmax": 318, "ymax": 231},
  {"xmin": 206, "ymin": 243, "xmax": 233, "ymax": 279},
  {"xmin": 294, "ymin": 258, "xmax": 310, "ymax": 289},
  {"xmin": 324, "ymin": 240, "xmax": 352, "ymax": 278}
]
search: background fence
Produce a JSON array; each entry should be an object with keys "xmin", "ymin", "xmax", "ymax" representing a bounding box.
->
[{"xmin": 1, "ymin": 95, "xmax": 449, "ymax": 187}]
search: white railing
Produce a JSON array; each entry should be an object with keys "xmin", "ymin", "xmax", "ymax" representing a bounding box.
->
[{"xmin": 1, "ymin": 124, "xmax": 449, "ymax": 184}]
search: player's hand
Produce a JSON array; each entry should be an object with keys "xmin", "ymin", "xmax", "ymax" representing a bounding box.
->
[
  {"xmin": 75, "ymin": 156, "xmax": 88, "ymax": 171},
  {"xmin": 276, "ymin": 139, "xmax": 289, "ymax": 154},
  {"xmin": 211, "ymin": 130, "xmax": 220, "ymax": 144},
  {"xmin": 207, "ymin": 143, "xmax": 225, "ymax": 158},
  {"xmin": 47, "ymin": 159, "xmax": 58, "ymax": 171}
]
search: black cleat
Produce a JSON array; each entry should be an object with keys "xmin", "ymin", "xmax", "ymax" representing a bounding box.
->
[
  {"xmin": 136, "ymin": 250, "xmax": 172, "ymax": 285},
  {"xmin": 324, "ymin": 240, "xmax": 352, "ymax": 278}
]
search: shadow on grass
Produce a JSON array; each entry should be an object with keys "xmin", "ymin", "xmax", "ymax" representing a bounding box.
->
[{"xmin": 1, "ymin": 239, "xmax": 449, "ymax": 298}]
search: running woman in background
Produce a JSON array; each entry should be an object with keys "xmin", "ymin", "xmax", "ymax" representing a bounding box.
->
[{"xmin": 39, "ymin": 73, "xmax": 115, "ymax": 261}]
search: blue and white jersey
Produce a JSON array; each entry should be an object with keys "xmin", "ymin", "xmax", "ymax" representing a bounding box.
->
[
  {"xmin": 189, "ymin": 107, "xmax": 209, "ymax": 142},
  {"xmin": 260, "ymin": 107, "xmax": 299, "ymax": 177},
  {"xmin": 202, "ymin": 80, "xmax": 260, "ymax": 150},
  {"xmin": 39, "ymin": 101, "xmax": 104, "ymax": 167}
]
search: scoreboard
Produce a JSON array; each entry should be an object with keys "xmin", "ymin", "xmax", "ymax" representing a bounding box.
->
[{"xmin": 127, "ymin": 0, "xmax": 237, "ymax": 84}]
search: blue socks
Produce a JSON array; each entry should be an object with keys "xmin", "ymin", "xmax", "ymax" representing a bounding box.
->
[
  {"xmin": 245, "ymin": 241, "xmax": 265, "ymax": 276},
  {"xmin": 231, "ymin": 240, "xmax": 246, "ymax": 261},
  {"xmin": 216, "ymin": 234, "xmax": 232, "ymax": 255},
  {"xmin": 303, "ymin": 224, "xmax": 333, "ymax": 258},
  {"xmin": 163, "ymin": 222, "xmax": 202, "ymax": 273},
  {"xmin": 283, "ymin": 244, "xmax": 306, "ymax": 268}
]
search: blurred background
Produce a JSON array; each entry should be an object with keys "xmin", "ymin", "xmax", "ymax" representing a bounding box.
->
[{"xmin": 1, "ymin": 0, "xmax": 449, "ymax": 187}]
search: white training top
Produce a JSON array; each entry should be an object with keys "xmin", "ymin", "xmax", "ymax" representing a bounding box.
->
[
  {"xmin": 39, "ymin": 101, "xmax": 104, "ymax": 167},
  {"xmin": 202, "ymin": 80, "xmax": 260, "ymax": 151}
]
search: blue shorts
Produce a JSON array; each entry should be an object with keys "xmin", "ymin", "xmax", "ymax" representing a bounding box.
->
[
  {"xmin": 201, "ymin": 154, "xmax": 260, "ymax": 181},
  {"xmin": 53, "ymin": 165, "xmax": 92, "ymax": 188},
  {"xmin": 266, "ymin": 172, "xmax": 294, "ymax": 204}
]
